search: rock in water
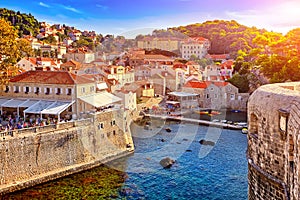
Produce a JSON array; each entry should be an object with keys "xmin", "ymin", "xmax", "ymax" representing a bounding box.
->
[
  {"xmin": 199, "ymin": 139, "xmax": 215, "ymax": 146},
  {"xmin": 160, "ymin": 157, "xmax": 175, "ymax": 168}
]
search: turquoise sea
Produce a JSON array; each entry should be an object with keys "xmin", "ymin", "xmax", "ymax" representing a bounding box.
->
[{"xmin": 5, "ymin": 118, "xmax": 248, "ymax": 200}]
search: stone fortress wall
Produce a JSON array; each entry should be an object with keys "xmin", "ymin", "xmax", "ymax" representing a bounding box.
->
[
  {"xmin": 0, "ymin": 109, "xmax": 134, "ymax": 195},
  {"xmin": 248, "ymin": 82, "xmax": 300, "ymax": 200}
]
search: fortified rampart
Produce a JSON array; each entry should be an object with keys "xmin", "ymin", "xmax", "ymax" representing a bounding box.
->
[
  {"xmin": 248, "ymin": 82, "xmax": 300, "ymax": 200},
  {"xmin": 0, "ymin": 109, "xmax": 134, "ymax": 195}
]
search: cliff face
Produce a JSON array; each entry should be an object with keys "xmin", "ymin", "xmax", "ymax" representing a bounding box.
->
[
  {"xmin": 0, "ymin": 110, "xmax": 134, "ymax": 195},
  {"xmin": 248, "ymin": 82, "xmax": 300, "ymax": 200}
]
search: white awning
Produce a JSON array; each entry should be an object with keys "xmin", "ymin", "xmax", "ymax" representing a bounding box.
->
[
  {"xmin": 0, "ymin": 98, "xmax": 11, "ymax": 106},
  {"xmin": 2, "ymin": 99, "xmax": 28, "ymax": 108},
  {"xmin": 24, "ymin": 100, "xmax": 74, "ymax": 115},
  {"xmin": 41, "ymin": 101, "xmax": 74, "ymax": 115},
  {"xmin": 24, "ymin": 100, "xmax": 55, "ymax": 114},
  {"xmin": 166, "ymin": 101, "xmax": 180, "ymax": 105},
  {"xmin": 79, "ymin": 92, "xmax": 121, "ymax": 108},
  {"xmin": 19, "ymin": 99, "xmax": 40, "ymax": 108}
]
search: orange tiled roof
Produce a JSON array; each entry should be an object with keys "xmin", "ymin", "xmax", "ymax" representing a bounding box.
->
[
  {"xmin": 212, "ymin": 81, "xmax": 229, "ymax": 87},
  {"xmin": 184, "ymin": 81, "xmax": 209, "ymax": 89},
  {"xmin": 60, "ymin": 60, "xmax": 82, "ymax": 69},
  {"xmin": 206, "ymin": 54, "xmax": 229, "ymax": 60},
  {"xmin": 10, "ymin": 71, "xmax": 94, "ymax": 85}
]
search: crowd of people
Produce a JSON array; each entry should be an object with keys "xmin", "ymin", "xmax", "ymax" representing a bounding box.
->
[{"xmin": 0, "ymin": 111, "xmax": 59, "ymax": 132}]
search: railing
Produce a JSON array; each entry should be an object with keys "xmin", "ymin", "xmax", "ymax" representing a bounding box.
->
[{"xmin": 0, "ymin": 118, "xmax": 93, "ymax": 140}]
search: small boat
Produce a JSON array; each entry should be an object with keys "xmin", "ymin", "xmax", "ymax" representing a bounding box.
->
[{"xmin": 242, "ymin": 128, "xmax": 248, "ymax": 134}]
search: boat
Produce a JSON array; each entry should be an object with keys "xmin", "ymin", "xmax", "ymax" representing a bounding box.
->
[
  {"xmin": 242, "ymin": 128, "xmax": 248, "ymax": 134},
  {"xmin": 196, "ymin": 110, "xmax": 221, "ymax": 116}
]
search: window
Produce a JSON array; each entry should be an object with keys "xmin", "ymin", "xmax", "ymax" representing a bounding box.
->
[
  {"xmin": 67, "ymin": 88, "xmax": 72, "ymax": 95},
  {"xmin": 230, "ymin": 94, "xmax": 235, "ymax": 100},
  {"xmin": 111, "ymin": 120, "xmax": 116, "ymax": 126},
  {"xmin": 98, "ymin": 123, "xmax": 104, "ymax": 129},
  {"xmin": 45, "ymin": 88, "xmax": 50, "ymax": 95},
  {"xmin": 214, "ymin": 94, "xmax": 218, "ymax": 99},
  {"xmin": 206, "ymin": 94, "xmax": 209, "ymax": 99},
  {"xmin": 35, "ymin": 87, "xmax": 40, "ymax": 94},
  {"xmin": 56, "ymin": 88, "xmax": 61, "ymax": 95},
  {"xmin": 25, "ymin": 87, "xmax": 29, "ymax": 94},
  {"xmin": 90, "ymin": 86, "xmax": 94, "ymax": 92},
  {"xmin": 81, "ymin": 87, "xmax": 85, "ymax": 93},
  {"xmin": 4, "ymin": 86, "xmax": 9, "ymax": 93},
  {"xmin": 14, "ymin": 86, "xmax": 19, "ymax": 93}
]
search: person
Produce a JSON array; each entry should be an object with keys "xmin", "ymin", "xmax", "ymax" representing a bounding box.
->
[{"xmin": 17, "ymin": 122, "xmax": 22, "ymax": 129}]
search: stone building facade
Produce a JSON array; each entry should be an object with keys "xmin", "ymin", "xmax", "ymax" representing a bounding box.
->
[{"xmin": 248, "ymin": 82, "xmax": 300, "ymax": 200}]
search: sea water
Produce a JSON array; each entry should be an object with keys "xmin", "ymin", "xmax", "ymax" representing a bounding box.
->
[{"xmin": 6, "ymin": 119, "xmax": 248, "ymax": 200}]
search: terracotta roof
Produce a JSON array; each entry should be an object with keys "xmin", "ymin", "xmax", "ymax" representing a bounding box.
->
[
  {"xmin": 183, "ymin": 81, "xmax": 209, "ymax": 89},
  {"xmin": 132, "ymin": 54, "xmax": 173, "ymax": 61},
  {"xmin": 220, "ymin": 60, "xmax": 234, "ymax": 69},
  {"xmin": 60, "ymin": 60, "xmax": 82, "ymax": 69},
  {"xmin": 10, "ymin": 71, "xmax": 94, "ymax": 85},
  {"xmin": 192, "ymin": 37, "xmax": 209, "ymax": 42},
  {"xmin": 206, "ymin": 54, "xmax": 229, "ymax": 60},
  {"xmin": 186, "ymin": 61, "xmax": 198, "ymax": 65},
  {"xmin": 212, "ymin": 81, "xmax": 229, "ymax": 87},
  {"xmin": 173, "ymin": 63, "xmax": 187, "ymax": 70}
]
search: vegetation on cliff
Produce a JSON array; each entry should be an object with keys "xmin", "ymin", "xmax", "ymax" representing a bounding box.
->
[
  {"xmin": 171, "ymin": 20, "xmax": 300, "ymax": 87},
  {"xmin": 0, "ymin": 8, "xmax": 40, "ymax": 37}
]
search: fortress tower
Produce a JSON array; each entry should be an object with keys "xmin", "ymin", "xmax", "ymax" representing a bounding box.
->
[{"xmin": 248, "ymin": 82, "xmax": 300, "ymax": 200}]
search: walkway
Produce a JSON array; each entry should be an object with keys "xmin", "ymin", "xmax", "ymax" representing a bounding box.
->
[{"xmin": 143, "ymin": 113, "xmax": 245, "ymax": 130}]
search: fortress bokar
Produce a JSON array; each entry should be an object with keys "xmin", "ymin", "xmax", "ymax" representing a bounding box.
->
[
  {"xmin": 248, "ymin": 82, "xmax": 300, "ymax": 200},
  {"xmin": 0, "ymin": 109, "xmax": 134, "ymax": 195}
]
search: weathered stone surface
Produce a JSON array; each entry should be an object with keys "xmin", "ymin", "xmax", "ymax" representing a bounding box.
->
[
  {"xmin": 248, "ymin": 82, "xmax": 300, "ymax": 200},
  {"xmin": 0, "ymin": 110, "xmax": 134, "ymax": 195}
]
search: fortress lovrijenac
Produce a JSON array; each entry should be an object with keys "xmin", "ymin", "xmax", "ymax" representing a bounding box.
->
[{"xmin": 248, "ymin": 82, "xmax": 300, "ymax": 200}]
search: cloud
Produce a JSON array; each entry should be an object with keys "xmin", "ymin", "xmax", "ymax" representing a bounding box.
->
[
  {"xmin": 61, "ymin": 5, "xmax": 82, "ymax": 14},
  {"xmin": 223, "ymin": 2, "xmax": 300, "ymax": 34},
  {"xmin": 39, "ymin": 2, "xmax": 50, "ymax": 8},
  {"xmin": 96, "ymin": 4, "xmax": 108, "ymax": 10}
]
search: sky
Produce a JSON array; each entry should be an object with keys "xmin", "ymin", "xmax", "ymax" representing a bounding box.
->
[{"xmin": 1, "ymin": 0, "xmax": 300, "ymax": 38}]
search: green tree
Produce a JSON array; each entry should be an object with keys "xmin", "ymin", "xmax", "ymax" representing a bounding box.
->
[
  {"xmin": 228, "ymin": 74, "xmax": 249, "ymax": 93},
  {"xmin": 0, "ymin": 18, "xmax": 21, "ymax": 85},
  {"xmin": 17, "ymin": 38, "xmax": 34, "ymax": 57}
]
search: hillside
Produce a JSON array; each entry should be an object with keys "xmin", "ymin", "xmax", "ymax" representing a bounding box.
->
[
  {"xmin": 170, "ymin": 20, "xmax": 267, "ymax": 55},
  {"xmin": 0, "ymin": 8, "xmax": 40, "ymax": 37}
]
